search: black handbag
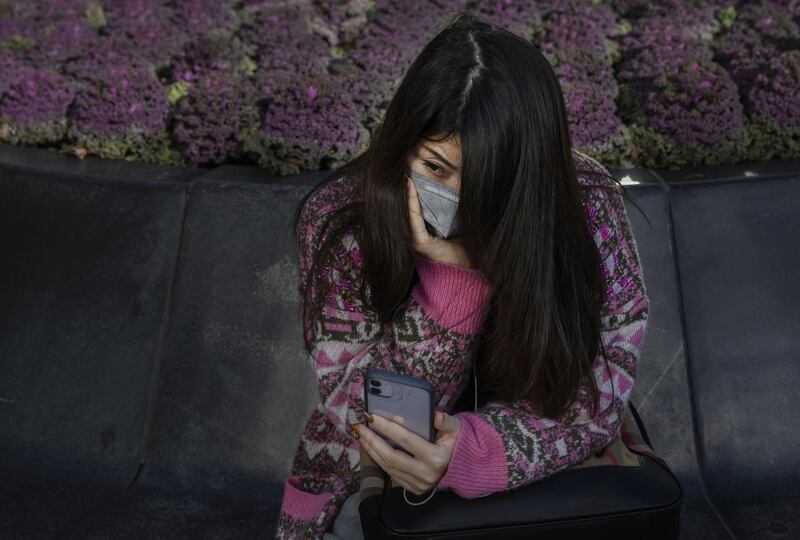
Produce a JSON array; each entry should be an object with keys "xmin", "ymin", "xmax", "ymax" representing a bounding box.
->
[{"xmin": 358, "ymin": 399, "xmax": 683, "ymax": 539}]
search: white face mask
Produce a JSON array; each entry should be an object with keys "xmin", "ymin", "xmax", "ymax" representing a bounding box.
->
[{"xmin": 407, "ymin": 169, "xmax": 460, "ymax": 239}]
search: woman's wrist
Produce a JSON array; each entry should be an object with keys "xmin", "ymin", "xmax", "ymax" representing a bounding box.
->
[{"xmin": 418, "ymin": 252, "xmax": 471, "ymax": 269}]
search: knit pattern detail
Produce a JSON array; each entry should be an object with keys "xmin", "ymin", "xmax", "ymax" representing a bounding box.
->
[
  {"xmin": 434, "ymin": 151, "xmax": 650, "ymax": 497},
  {"xmin": 411, "ymin": 253, "xmax": 493, "ymax": 334},
  {"xmin": 274, "ymin": 149, "xmax": 650, "ymax": 537},
  {"xmin": 275, "ymin": 175, "xmax": 492, "ymax": 539},
  {"xmin": 435, "ymin": 410, "xmax": 509, "ymax": 498}
]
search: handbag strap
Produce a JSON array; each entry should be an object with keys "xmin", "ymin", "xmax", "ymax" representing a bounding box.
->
[
  {"xmin": 620, "ymin": 400, "xmax": 663, "ymax": 464},
  {"xmin": 628, "ymin": 400, "xmax": 653, "ymax": 448},
  {"xmin": 360, "ymin": 446, "xmax": 391, "ymax": 499}
]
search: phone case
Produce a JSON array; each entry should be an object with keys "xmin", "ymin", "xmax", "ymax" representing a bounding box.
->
[{"xmin": 364, "ymin": 368, "xmax": 436, "ymax": 451}]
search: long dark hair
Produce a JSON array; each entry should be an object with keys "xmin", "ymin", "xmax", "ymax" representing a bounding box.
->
[{"xmin": 292, "ymin": 12, "xmax": 649, "ymax": 420}]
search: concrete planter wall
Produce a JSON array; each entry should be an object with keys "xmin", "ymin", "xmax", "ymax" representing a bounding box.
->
[{"xmin": 1, "ymin": 142, "xmax": 798, "ymax": 538}]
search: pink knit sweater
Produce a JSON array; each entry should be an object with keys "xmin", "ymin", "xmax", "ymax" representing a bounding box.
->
[{"xmin": 274, "ymin": 150, "xmax": 650, "ymax": 539}]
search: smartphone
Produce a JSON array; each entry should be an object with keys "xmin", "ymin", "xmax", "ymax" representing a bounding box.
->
[{"xmin": 364, "ymin": 368, "xmax": 436, "ymax": 453}]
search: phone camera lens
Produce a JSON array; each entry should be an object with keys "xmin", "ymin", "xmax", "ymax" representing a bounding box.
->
[
  {"xmin": 369, "ymin": 380, "xmax": 381, "ymax": 386},
  {"xmin": 369, "ymin": 387, "xmax": 380, "ymax": 395}
]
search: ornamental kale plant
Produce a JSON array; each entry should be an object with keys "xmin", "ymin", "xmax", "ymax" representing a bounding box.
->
[
  {"xmin": 0, "ymin": 47, "xmax": 28, "ymax": 96},
  {"xmin": 170, "ymin": 0, "xmax": 239, "ymax": 38},
  {"xmin": 238, "ymin": 1, "xmax": 331, "ymax": 77},
  {"xmin": 240, "ymin": 69, "xmax": 369, "ymax": 176},
  {"xmin": 0, "ymin": 0, "xmax": 798, "ymax": 171},
  {"xmin": 737, "ymin": 0, "xmax": 800, "ymax": 48},
  {"xmin": 69, "ymin": 63, "xmax": 178, "ymax": 164},
  {"xmin": 345, "ymin": 0, "xmax": 471, "ymax": 131},
  {"xmin": 745, "ymin": 49, "xmax": 800, "ymax": 158},
  {"xmin": 308, "ymin": 0, "xmax": 373, "ymax": 47},
  {"xmin": 615, "ymin": 2, "xmax": 756, "ymax": 167},
  {"xmin": 539, "ymin": 0, "xmax": 629, "ymax": 164},
  {"xmin": 560, "ymin": 77, "xmax": 626, "ymax": 153},
  {"xmin": 0, "ymin": 11, "xmax": 99, "ymax": 68},
  {"xmin": 0, "ymin": 67, "xmax": 77, "ymax": 144},
  {"xmin": 102, "ymin": 0, "xmax": 187, "ymax": 69},
  {"xmin": 468, "ymin": 0, "xmax": 544, "ymax": 42},
  {"xmin": 632, "ymin": 59, "xmax": 748, "ymax": 167},
  {"xmin": 172, "ymin": 69, "xmax": 259, "ymax": 166},
  {"xmin": 170, "ymin": 33, "xmax": 250, "ymax": 85},
  {"xmin": 712, "ymin": 0, "xmax": 800, "ymax": 158}
]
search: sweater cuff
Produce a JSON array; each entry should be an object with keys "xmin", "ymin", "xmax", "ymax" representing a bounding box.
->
[
  {"xmin": 436, "ymin": 412, "xmax": 508, "ymax": 498},
  {"xmin": 280, "ymin": 475, "xmax": 334, "ymax": 521},
  {"xmin": 410, "ymin": 254, "xmax": 493, "ymax": 335}
]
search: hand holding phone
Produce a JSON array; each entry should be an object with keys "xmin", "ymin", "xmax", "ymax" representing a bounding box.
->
[
  {"xmin": 364, "ymin": 368, "xmax": 435, "ymax": 452},
  {"xmin": 361, "ymin": 368, "xmax": 465, "ymax": 503}
]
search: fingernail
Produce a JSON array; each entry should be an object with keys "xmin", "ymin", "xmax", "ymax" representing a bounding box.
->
[
  {"xmin": 350, "ymin": 424, "xmax": 361, "ymax": 439},
  {"xmin": 364, "ymin": 412, "xmax": 374, "ymax": 424}
]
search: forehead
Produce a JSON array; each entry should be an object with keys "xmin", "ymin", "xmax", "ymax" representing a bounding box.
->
[{"xmin": 418, "ymin": 133, "xmax": 461, "ymax": 158}]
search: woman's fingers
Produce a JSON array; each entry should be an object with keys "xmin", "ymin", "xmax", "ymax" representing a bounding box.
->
[
  {"xmin": 369, "ymin": 412, "xmax": 431, "ymax": 459},
  {"xmin": 357, "ymin": 422, "xmax": 430, "ymax": 479},
  {"xmin": 360, "ymin": 434, "xmax": 429, "ymax": 495},
  {"xmin": 406, "ymin": 175, "xmax": 430, "ymax": 243},
  {"xmin": 406, "ymin": 175, "xmax": 468, "ymax": 267}
]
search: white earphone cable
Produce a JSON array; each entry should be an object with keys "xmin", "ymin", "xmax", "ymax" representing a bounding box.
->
[{"xmin": 403, "ymin": 486, "xmax": 437, "ymax": 505}]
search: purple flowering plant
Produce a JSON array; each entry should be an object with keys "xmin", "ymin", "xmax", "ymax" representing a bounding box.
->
[{"xmin": 0, "ymin": 0, "xmax": 797, "ymax": 171}]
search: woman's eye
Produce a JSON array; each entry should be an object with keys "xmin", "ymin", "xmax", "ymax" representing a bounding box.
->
[{"xmin": 423, "ymin": 161, "xmax": 443, "ymax": 175}]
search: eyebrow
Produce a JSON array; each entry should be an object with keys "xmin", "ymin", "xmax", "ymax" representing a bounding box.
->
[{"xmin": 422, "ymin": 144, "xmax": 460, "ymax": 172}]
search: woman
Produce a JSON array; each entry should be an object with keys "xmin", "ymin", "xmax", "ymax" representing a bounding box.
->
[{"xmin": 275, "ymin": 11, "xmax": 650, "ymax": 540}]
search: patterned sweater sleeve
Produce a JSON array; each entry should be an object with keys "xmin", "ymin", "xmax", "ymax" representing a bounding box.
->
[
  {"xmin": 296, "ymin": 184, "xmax": 494, "ymax": 437},
  {"xmin": 275, "ymin": 179, "xmax": 494, "ymax": 539},
  {"xmin": 436, "ymin": 174, "xmax": 650, "ymax": 498}
]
